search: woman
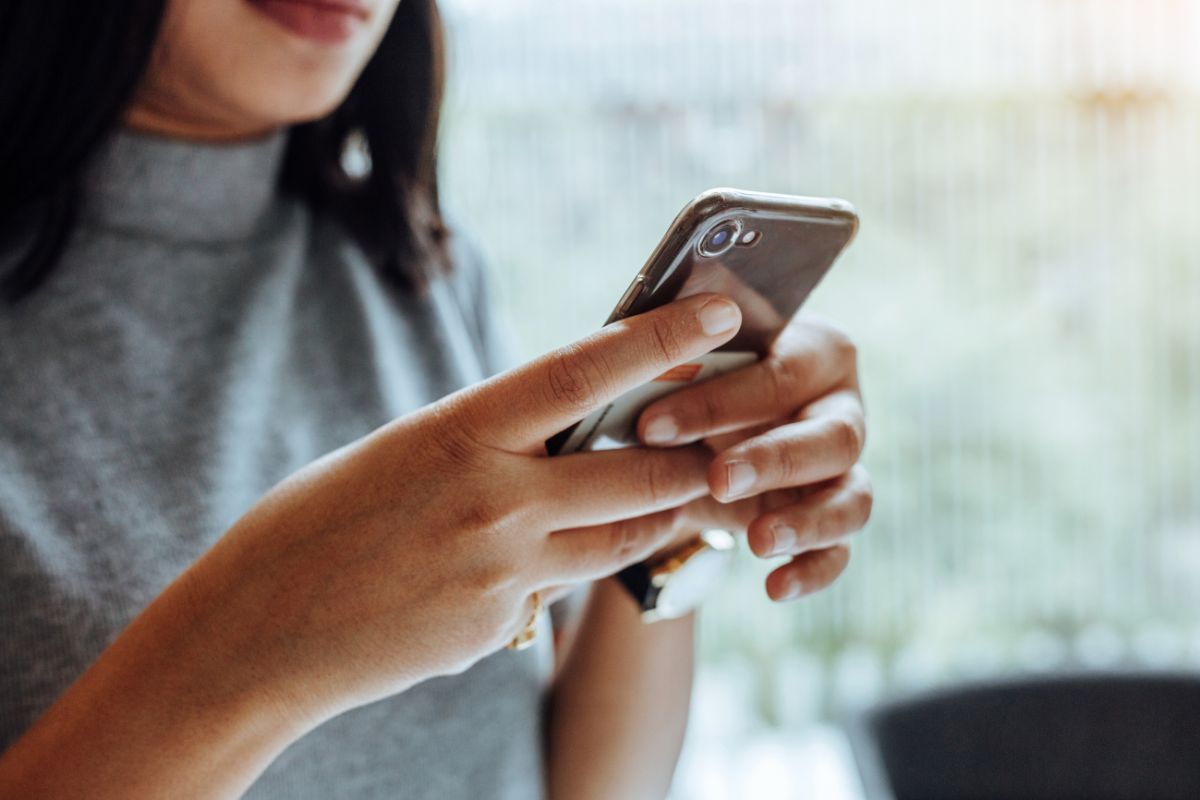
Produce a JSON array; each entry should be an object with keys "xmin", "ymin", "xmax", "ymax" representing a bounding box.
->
[{"xmin": 0, "ymin": 0, "xmax": 873, "ymax": 797}]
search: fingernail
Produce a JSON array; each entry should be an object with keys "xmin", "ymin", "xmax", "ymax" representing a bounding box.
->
[
  {"xmin": 782, "ymin": 575, "xmax": 804, "ymax": 601},
  {"xmin": 698, "ymin": 299, "xmax": 740, "ymax": 336},
  {"xmin": 643, "ymin": 414, "xmax": 679, "ymax": 445},
  {"xmin": 770, "ymin": 524, "xmax": 797, "ymax": 556},
  {"xmin": 724, "ymin": 461, "xmax": 757, "ymax": 498}
]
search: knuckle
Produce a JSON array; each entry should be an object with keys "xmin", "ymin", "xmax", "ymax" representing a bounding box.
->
[
  {"xmin": 829, "ymin": 498, "xmax": 858, "ymax": 541},
  {"xmin": 833, "ymin": 544, "xmax": 853, "ymax": 571},
  {"xmin": 818, "ymin": 321, "xmax": 858, "ymax": 367},
  {"xmin": 832, "ymin": 330, "xmax": 858, "ymax": 364},
  {"xmin": 697, "ymin": 390, "xmax": 726, "ymax": 432},
  {"xmin": 765, "ymin": 352, "xmax": 812, "ymax": 410},
  {"xmin": 607, "ymin": 519, "xmax": 643, "ymax": 565},
  {"xmin": 575, "ymin": 543, "xmax": 609, "ymax": 576},
  {"xmin": 463, "ymin": 558, "xmax": 522, "ymax": 601},
  {"xmin": 606, "ymin": 510, "xmax": 679, "ymax": 566},
  {"xmin": 829, "ymin": 415, "xmax": 865, "ymax": 465},
  {"xmin": 648, "ymin": 315, "xmax": 686, "ymax": 364},
  {"xmin": 817, "ymin": 547, "xmax": 851, "ymax": 585},
  {"xmin": 647, "ymin": 509, "xmax": 683, "ymax": 553},
  {"xmin": 854, "ymin": 463, "xmax": 874, "ymax": 493},
  {"xmin": 491, "ymin": 466, "xmax": 537, "ymax": 523},
  {"xmin": 433, "ymin": 429, "xmax": 482, "ymax": 472},
  {"xmin": 660, "ymin": 505, "xmax": 686, "ymax": 535},
  {"xmin": 789, "ymin": 507, "xmax": 816, "ymax": 545},
  {"xmin": 439, "ymin": 386, "xmax": 481, "ymax": 425},
  {"xmin": 747, "ymin": 519, "xmax": 776, "ymax": 557},
  {"xmin": 426, "ymin": 398, "xmax": 492, "ymax": 471},
  {"xmin": 544, "ymin": 344, "xmax": 613, "ymax": 412},
  {"xmin": 456, "ymin": 493, "xmax": 508, "ymax": 534},
  {"xmin": 637, "ymin": 454, "xmax": 683, "ymax": 508},
  {"xmin": 767, "ymin": 433, "xmax": 800, "ymax": 484}
]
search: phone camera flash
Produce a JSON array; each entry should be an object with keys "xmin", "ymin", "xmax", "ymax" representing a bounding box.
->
[{"xmin": 737, "ymin": 230, "xmax": 761, "ymax": 247}]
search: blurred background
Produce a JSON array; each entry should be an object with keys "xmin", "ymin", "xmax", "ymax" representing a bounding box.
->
[{"xmin": 436, "ymin": 0, "xmax": 1200, "ymax": 796}]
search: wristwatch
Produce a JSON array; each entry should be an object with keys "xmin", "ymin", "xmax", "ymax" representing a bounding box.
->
[{"xmin": 616, "ymin": 529, "xmax": 738, "ymax": 623}]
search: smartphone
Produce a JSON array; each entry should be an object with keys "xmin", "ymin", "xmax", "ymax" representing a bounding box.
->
[
  {"xmin": 544, "ymin": 188, "xmax": 858, "ymax": 618},
  {"xmin": 545, "ymin": 187, "xmax": 859, "ymax": 457}
]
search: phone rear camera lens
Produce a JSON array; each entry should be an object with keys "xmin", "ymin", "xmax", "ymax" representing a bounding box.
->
[{"xmin": 700, "ymin": 221, "xmax": 740, "ymax": 257}]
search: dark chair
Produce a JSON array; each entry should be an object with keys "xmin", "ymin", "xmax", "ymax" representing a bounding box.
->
[{"xmin": 846, "ymin": 672, "xmax": 1200, "ymax": 800}]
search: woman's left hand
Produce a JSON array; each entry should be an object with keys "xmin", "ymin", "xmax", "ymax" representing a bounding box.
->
[{"xmin": 635, "ymin": 316, "xmax": 872, "ymax": 602}]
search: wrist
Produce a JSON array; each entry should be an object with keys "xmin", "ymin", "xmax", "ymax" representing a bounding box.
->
[
  {"xmin": 597, "ymin": 575, "xmax": 697, "ymax": 628},
  {"xmin": 101, "ymin": 565, "xmax": 316, "ymax": 773},
  {"xmin": 615, "ymin": 528, "xmax": 736, "ymax": 624},
  {"xmin": 161, "ymin": 542, "xmax": 335, "ymax": 740}
]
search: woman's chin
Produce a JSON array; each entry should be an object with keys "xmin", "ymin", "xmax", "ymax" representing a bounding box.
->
[
  {"xmin": 290, "ymin": 93, "xmax": 353, "ymax": 124},
  {"xmin": 228, "ymin": 82, "xmax": 356, "ymax": 130}
]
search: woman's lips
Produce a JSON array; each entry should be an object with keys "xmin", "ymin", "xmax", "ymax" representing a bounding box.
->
[{"xmin": 245, "ymin": 0, "xmax": 369, "ymax": 45}]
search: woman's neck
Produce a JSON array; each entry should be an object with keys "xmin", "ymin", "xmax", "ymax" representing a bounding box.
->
[{"xmin": 124, "ymin": 95, "xmax": 279, "ymax": 143}]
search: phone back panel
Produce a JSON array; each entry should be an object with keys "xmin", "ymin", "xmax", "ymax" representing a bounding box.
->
[
  {"xmin": 544, "ymin": 189, "xmax": 858, "ymax": 456},
  {"xmin": 615, "ymin": 188, "xmax": 858, "ymax": 354}
]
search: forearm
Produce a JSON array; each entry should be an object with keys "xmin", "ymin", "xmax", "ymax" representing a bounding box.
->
[
  {"xmin": 546, "ymin": 576, "xmax": 695, "ymax": 800},
  {"xmin": 0, "ymin": 563, "xmax": 307, "ymax": 797}
]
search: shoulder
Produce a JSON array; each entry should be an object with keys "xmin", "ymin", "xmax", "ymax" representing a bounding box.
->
[
  {"xmin": 438, "ymin": 207, "xmax": 523, "ymax": 375},
  {"xmin": 441, "ymin": 208, "xmax": 497, "ymax": 310}
]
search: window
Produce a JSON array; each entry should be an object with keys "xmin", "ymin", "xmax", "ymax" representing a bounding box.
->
[{"xmin": 440, "ymin": 1, "xmax": 1200, "ymax": 796}]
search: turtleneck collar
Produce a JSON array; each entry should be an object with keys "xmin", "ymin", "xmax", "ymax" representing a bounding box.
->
[{"xmin": 79, "ymin": 127, "xmax": 289, "ymax": 244}]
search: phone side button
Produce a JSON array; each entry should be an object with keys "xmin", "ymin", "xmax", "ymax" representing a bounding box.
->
[{"xmin": 617, "ymin": 277, "xmax": 645, "ymax": 315}]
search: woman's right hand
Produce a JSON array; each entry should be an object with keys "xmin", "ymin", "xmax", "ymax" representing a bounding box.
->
[
  {"xmin": 0, "ymin": 291, "xmax": 743, "ymax": 798},
  {"xmin": 181, "ymin": 291, "xmax": 744, "ymax": 729}
]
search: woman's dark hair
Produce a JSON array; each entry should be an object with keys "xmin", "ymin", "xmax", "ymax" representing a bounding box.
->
[{"xmin": 0, "ymin": 0, "xmax": 449, "ymax": 301}]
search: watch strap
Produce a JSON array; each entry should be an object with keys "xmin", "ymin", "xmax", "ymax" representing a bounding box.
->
[{"xmin": 615, "ymin": 561, "xmax": 659, "ymax": 612}]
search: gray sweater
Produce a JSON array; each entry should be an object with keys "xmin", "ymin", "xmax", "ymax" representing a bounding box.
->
[{"xmin": 0, "ymin": 130, "xmax": 552, "ymax": 797}]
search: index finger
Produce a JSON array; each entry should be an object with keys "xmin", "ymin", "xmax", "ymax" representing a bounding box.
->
[{"xmin": 459, "ymin": 293, "xmax": 742, "ymax": 452}]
